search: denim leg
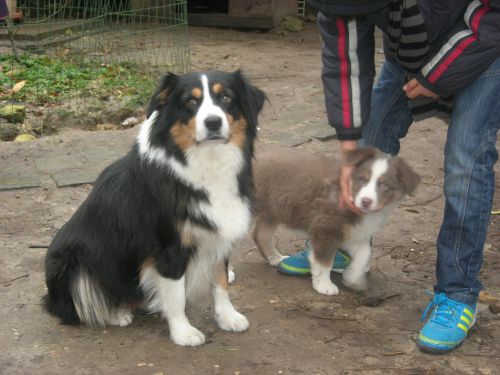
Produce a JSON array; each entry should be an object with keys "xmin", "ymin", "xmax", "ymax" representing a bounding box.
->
[
  {"xmin": 361, "ymin": 59, "xmax": 413, "ymax": 155},
  {"xmin": 436, "ymin": 58, "xmax": 500, "ymax": 305}
]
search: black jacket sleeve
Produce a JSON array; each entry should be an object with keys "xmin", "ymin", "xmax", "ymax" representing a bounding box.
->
[
  {"xmin": 416, "ymin": 0, "xmax": 500, "ymax": 97},
  {"xmin": 318, "ymin": 12, "xmax": 376, "ymax": 141}
]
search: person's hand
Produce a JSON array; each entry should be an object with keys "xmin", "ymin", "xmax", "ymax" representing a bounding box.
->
[
  {"xmin": 403, "ymin": 78, "xmax": 439, "ymax": 99},
  {"xmin": 339, "ymin": 141, "xmax": 362, "ymax": 215},
  {"xmin": 339, "ymin": 164, "xmax": 362, "ymax": 214}
]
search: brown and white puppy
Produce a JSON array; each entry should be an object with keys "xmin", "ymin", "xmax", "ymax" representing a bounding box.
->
[{"xmin": 252, "ymin": 146, "xmax": 420, "ymax": 295}]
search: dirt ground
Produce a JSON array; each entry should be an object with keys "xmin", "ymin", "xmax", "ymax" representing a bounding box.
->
[{"xmin": 1, "ymin": 23, "xmax": 499, "ymax": 374}]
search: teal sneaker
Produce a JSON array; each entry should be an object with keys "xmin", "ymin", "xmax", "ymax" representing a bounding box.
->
[
  {"xmin": 277, "ymin": 240, "xmax": 350, "ymax": 276},
  {"xmin": 418, "ymin": 292, "xmax": 476, "ymax": 354}
]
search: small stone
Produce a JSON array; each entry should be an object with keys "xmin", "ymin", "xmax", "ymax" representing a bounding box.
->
[
  {"xmin": 95, "ymin": 123, "xmax": 120, "ymax": 131},
  {"xmin": 489, "ymin": 303, "xmax": 500, "ymax": 314},
  {"xmin": 14, "ymin": 134, "xmax": 36, "ymax": 142},
  {"xmin": 280, "ymin": 16, "xmax": 303, "ymax": 32}
]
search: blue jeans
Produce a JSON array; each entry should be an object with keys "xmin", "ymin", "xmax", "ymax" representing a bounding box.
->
[{"xmin": 362, "ymin": 58, "xmax": 500, "ymax": 305}]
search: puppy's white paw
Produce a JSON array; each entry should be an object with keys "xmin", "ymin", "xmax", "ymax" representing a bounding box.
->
[
  {"xmin": 216, "ymin": 310, "xmax": 249, "ymax": 332},
  {"xmin": 342, "ymin": 270, "xmax": 367, "ymax": 291},
  {"xmin": 269, "ymin": 254, "xmax": 288, "ymax": 267},
  {"xmin": 170, "ymin": 324, "xmax": 206, "ymax": 346},
  {"xmin": 312, "ymin": 278, "xmax": 339, "ymax": 296},
  {"xmin": 109, "ymin": 308, "xmax": 133, "ymax": 327}
]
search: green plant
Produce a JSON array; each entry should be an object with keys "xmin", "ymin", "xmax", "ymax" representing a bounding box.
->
[{"xmin": 0, "ymin": 54, "xmax": 155, "ymax": 107}]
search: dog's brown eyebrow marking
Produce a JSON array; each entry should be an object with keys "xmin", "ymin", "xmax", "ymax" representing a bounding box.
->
[
  {"xmin": 191, "ymin": 87, "xmax": 202, "ymax": 98},
  {"xmin": 212, "ymin": 83, "xmax": 223, "ymax": 94},
  {"xmin": 158, "ymin": 89, "xmax": 169, "ymax": 101}
]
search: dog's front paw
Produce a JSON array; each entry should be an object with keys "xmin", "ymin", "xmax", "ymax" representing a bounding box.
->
[
  {"xmin": 342, "ymin": 270, "xmax": 367, "ymax": 291},
  {"xmin": 170, "ymin": 324, "xmax": 206, "ymax": 346},
  {"xmin": 269, "ymin": 254, "xmax": 288, "ymax": 267},
  {"xmin": 312, "ymin": 278, "xmax": 339, "ymax": 296},
  {"xmin": 227, "ymin": 269, "xmax": 236, "ymax": 284},
  {"xmin": 216, "ymin": 310, "xmax": 249, "ymax": 332}
]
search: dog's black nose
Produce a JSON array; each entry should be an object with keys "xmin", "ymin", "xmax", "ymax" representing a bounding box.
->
[
  {"xmin": 361, "ymin": 198, "xmax": 372, "ymax": 209},
  {"xmin": 205, "ymin": 116, "xmax": 222, "ymax": 132}
]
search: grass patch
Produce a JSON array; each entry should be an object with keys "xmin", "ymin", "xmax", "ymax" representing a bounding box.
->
[{"xmin": 0, "ymin": 54, "xmax": 155, "ymax": 108}]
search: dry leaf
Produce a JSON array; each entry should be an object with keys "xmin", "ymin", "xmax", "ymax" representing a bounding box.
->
[
  {"xmin": 479, "ymin": 290, "xmax": 497, "ymax": 303},
  {"xmin": 12, "ymin": 80, "xmax": 26, "ymax": 94}
]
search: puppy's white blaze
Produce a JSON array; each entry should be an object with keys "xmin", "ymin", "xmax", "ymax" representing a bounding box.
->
[
  {"xmin": 355, "ymin": 158, "xmax": 389, "ymax": 210},
  {"xmin": 196, "ymin": 74, "xmax": 230, "ymax": 142}
]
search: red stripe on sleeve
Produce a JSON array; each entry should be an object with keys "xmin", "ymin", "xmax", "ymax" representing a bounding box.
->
[
  {"xmin": 428, "ymin": 2, "xmax": 489, "ymax": 84},
  {"xmin": 471, "ymin": 7, "xmax": 488, "ymax": 33},
  {"xmin": 336, "ymin": 18, "xmax": 351, "ymax": 129},
  {"xmin": 428, "ymin": 35, "xmax": 477, "ymax": 84}
]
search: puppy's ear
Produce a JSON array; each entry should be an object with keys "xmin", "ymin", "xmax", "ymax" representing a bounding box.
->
[
  {"xmin": 343, "ymin": 147, "xmax": 379, "ymax": 167},
  {"xmin": 147, "ymin": 73, "xmax": 178, "ymax": 117},
  {"xmin": 233, "ymin": 70, "xmax": 267, "ymax": 131},
  {"xmin": 395, "ymin": 157, "xmax": 420, "ymax": 196}
]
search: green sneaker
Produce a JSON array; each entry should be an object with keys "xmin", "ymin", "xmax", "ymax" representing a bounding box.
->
[
  {"xmin": 418, "ymin": 292, "xmax": 476, "ymax": 353},
  {"xmin": 277, "ymin": 240, "xmax": 350, "ymax": 276}
]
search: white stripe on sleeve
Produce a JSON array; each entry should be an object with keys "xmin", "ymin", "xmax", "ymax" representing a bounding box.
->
[{"xmin": 347, "ymin": 19, "xmax": 361, "ymax": 128}]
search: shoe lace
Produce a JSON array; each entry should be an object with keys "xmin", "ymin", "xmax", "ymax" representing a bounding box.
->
[{"xmin": 420, "ymin": 291, "xmax": 462, "ymax": 328}]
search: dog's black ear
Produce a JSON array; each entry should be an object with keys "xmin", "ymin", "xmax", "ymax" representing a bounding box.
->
[
  {"xmin": 395, "ymin": 157, "xmax": 420, "ymax": 196},
  {"xmin": 343, "ymin": 147, "xmax": 379, "ymax": 167},
  {"xmin": 233, "ymin": 70, "xmax": 267, "ymax": 131},
  {"xmin": 147, "ymin": 73, "xmax": 178, "ymax": 117}
]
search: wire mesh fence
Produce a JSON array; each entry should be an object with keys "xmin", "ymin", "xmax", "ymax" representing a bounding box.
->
[{"xmin": 0, "ymin": 0, "xmax": 190, "ymax": 139}]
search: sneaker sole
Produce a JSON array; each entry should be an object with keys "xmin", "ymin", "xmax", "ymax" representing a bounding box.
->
[
  {"xmin": 277, "ymin": 264, "xmax": 346, "ymax": 276},
  {"xmin": 417, "ymin": 339, "xmax": 463, "ymax": 354}
]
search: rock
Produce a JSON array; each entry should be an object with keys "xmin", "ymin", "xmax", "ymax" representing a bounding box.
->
[
  {"xmin": 0, "ymin": 122, "xmax": 20, "ymax": 141},
  {"xmin": 489, "ymin": 303, "xmax": 500, "ymax": 314},
  {"xmin": 14, "ymin": 133, "xmax": 36, "ymax": 142},
  {"xmin": 96, "ymin": 123, "xmax": 120, "ymax": 131},
  {"xmin": 0, "ymin": 105, "xmax": 26, "ymax": 123},
  {"xmin": 121, "ymin": 116, "xmax": 140, "ymax": 128},
  {"xmin": 280, "ymin": 16, "xmax": 303, "ymax": 32}
]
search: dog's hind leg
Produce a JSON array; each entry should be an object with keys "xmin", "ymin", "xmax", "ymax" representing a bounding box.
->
[
  {"xmin": 253, "ymin": 217, "xmax": 284, "ymax": 266},
  {"xmin": 212, "ymin": 262, "xmax": 249, "ymax": 332},
  {"xmin": 140, "ymin": 265, "xmax": 205, "ymax": 346},
  {"xmin": 108, "ymin": 307, "xmax": 134, "ymax": 327}
]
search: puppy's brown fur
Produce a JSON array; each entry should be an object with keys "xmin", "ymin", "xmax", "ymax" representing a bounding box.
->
[{"xmin": 253, "ymin": 146, "xmax": 419, "ymax": 295}]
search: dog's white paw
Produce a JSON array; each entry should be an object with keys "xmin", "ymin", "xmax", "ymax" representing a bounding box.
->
[
  {"xmin": 269, "ymin": 254, "xmax": 288, "ymax": 267},
  {"xmin": 109, "ymin": 308, "xmax": 133, "ymax": 327},
  {"xmin": 170, "ymin": 324, "xmax": 206, "ymax": 346},
  {"xmin": 228, "ymin": 269, "xmax": 236, "ymax": 284},
  {"xmin": 342, "ymin": 270, "xmax": 367, "ymax": 291},
  {"xmin": 216, "ymin": 310, "xmax": 249, "ymax": 332},
  {"xmin": 312, "ymin": 278, "xmax": 339, "ymax": 296}
]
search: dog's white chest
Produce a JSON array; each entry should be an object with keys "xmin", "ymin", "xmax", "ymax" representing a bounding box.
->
[
  {"xmin": 173, "ymin": 144, "xmax": 252, "ymax": 245},
  {"xmin": 342, "ymin": 206, "xmax": 395, "ymax": 247}
]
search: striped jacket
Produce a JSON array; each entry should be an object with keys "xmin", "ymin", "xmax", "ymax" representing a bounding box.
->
[{"xmin": 313, "ymin": 0, "xmax": 500, "ymax": 141}]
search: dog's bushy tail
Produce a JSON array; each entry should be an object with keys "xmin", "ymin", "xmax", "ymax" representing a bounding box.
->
[{"xmin": 43, "ymin": 255, "xmax": 80, "ymax": 325}]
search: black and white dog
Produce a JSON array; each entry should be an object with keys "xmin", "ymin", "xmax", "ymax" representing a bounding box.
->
[{"xmin": 44, "ymin": 71, "xmax": 266, "ymax": 346}]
